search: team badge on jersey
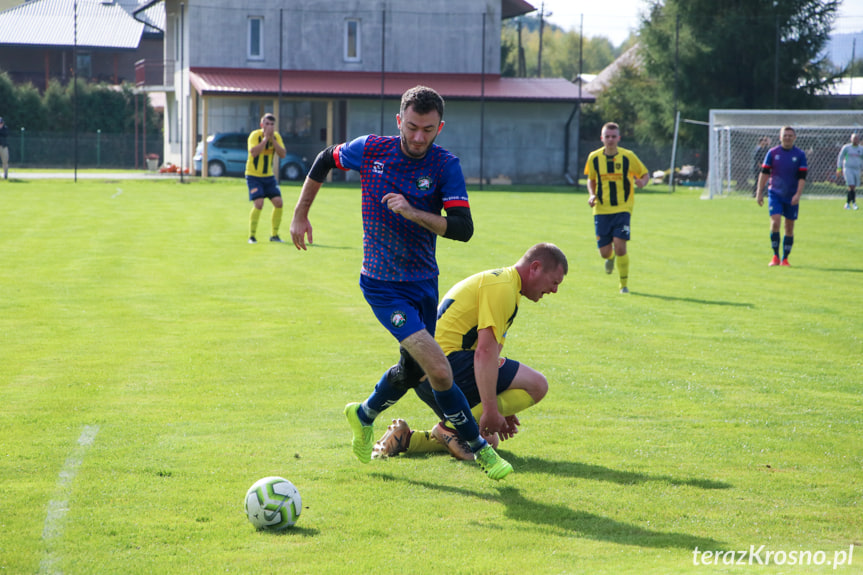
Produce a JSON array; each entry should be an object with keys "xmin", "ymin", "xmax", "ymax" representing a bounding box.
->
[
  {"xmin": 373, "ymin": 161, "xmax": 385, "ymax": 174},
  {"xmin": 390, "ymin": 311, "xmax": 407, "ymax": 328},
  {"xmin": 416, "ymin": 176, "xmax": 432, "ymax": 190}
]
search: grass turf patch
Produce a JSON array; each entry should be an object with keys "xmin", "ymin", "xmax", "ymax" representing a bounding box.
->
[{"xmin": 0, "ymin": 178, "xmax": 860, "ymax": 574}]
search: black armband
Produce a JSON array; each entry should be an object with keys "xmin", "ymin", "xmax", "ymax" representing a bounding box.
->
[
  {"xmin": 798, "ymin": 169, "xmax": 808, "ymax": 180},
  {"xmin": 307, "ymin": 145, "xmax": 338, "ymax": 183},
  {"xmin": 761, "ymin": 166, "xmax": 771, "ymax": 175},
  {"xmin": 442, "ymin": 206, "xmax": 474, "ymax": 242}
]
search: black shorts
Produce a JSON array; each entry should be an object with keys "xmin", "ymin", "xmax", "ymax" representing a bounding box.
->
[{"xmin": 414, "ymin": 350, "xmax": 520, "ymax": 420}]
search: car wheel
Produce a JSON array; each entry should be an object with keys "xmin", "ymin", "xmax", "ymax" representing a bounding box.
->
[
  {"xmin": 282, "ymin": 162, "xmax": 303, "ymax": 181},
  {"xmin": 207, "ymin": 161, "xmax": 226, "ymax": 177}
]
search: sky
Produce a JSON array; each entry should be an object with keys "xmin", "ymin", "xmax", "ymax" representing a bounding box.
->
[{"xmin": 536, "ymin": 0, "xmax": 863, "ymax": 47}]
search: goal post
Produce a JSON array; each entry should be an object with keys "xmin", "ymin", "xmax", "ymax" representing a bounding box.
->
[{"xmin": 707, "ymin": 109, "xmax": 863, "ymax": 199}]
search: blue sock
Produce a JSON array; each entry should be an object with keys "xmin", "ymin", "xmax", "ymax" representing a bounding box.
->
[
  {"xmin": 783, "ymin": 235, "xmax": 793, "ymax": 260},
  {"xmin": 432, "ymin": 386, "xmax": 486, "ymax": 452},
  {"xmin": 771, "ymin": 232, "xmax": 780, "ymax": 256},
  {"xmin": 358, "ymin": 370, "xmax": 406, "ymax": 425}
]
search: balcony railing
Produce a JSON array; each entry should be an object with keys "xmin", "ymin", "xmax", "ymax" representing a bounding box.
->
[{"xmin": 135, "ymin": 59, "xmax": 175, "ymax": 88}]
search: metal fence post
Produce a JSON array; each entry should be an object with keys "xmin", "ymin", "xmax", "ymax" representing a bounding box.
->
[
  {"xmin": 19, "ymin": 127, "xmax": 24, "ymax": 164},
  {"xmin": 97, "ymin": 129, "xmax": 101, "ymax": 167}
]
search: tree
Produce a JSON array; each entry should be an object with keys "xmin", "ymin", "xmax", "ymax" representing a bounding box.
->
[
  {"xmin": 623, "ymin": 0, "xmax": 841, "ymax": 149},
  {"xmin": 15, "ymin": 83, "xmax": 46, "ymax": 132},
  {"xmin": 501, "ymin": 17, "xmax": 624, "ymax": 78},
  {"xmin": 7, "ymin": 75, "xmax": 159, "ymax": 134}
]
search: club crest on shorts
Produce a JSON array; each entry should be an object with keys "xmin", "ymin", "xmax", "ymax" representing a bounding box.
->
[
  {"xmin": 390, "ymin": 311, "xmax": 407, "ymax": 328},
  {"xmin": 415, "ymin": 176, "xmax": 432, "ymax": 190}
]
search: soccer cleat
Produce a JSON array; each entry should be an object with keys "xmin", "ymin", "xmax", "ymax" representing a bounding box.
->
[
  {"xmin": 431, "ymin": 422, "xmax": 474, "ymax": 461},
  {"xmin": 372, "ymin": 418, "xmax": 411, "ymax": 459},
  {"xmin": 482, "ymin": 430, "xmax": 500, "ymax": 450},
  {"xmin": 344, "ymin": 403, "xmax": 374, "ymax": 464},
  {"xmin": 619, "ymin": 287, "xmax": 629, "ymax": 294},
  {"xmin": 270, "ymin": 235, "xmax": 285, "ymax": 243},
  {"xmin": 248, "ymin": 236, "xmax": 257, "ymax": 244},
  {"xmin": 780, "ymin": 258, "xmax": 790, "ymax": 266},
  {"xmin": 768, "ymin": 255, "xmax": 780, "ymax": 266},
  {"xmin": 854, "ymin": 203, "xmax": 859, "ymax": 210},
  {"xmin": 475, "ymin": 444, "xmax": 513, "ymax": 480},
  {"xmin": 845, "ymin": 203, "xmax": 851, "ymax": 209},
  {"xmin": 604, "ymin": 255, "xmax": 615, "ymax": 274}
]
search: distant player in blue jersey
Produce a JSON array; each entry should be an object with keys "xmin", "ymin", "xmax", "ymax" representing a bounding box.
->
[
  {"xmin": 756, "ymin": 126, "xmax": 808, "ymax": 267},
  {"xmin": 289, "ymin": 85, "xmax": 512, "ymax": 480}
]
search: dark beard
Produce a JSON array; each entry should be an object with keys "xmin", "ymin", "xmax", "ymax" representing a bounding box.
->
[{"xmin": 400, "ymin": 134, "xmax": 436, "ymax": 159}]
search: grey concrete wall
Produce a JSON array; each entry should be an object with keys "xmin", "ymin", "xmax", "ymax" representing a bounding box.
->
[
  {"xmin": 174, "ymin": 0, "xmax": 500, "ymax": 74},
  {"xmin": 345, "ymin": 98, "xmax": 580, "ymax": 185}
]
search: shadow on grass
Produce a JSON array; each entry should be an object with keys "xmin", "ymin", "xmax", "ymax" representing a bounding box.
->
[
  {"xmin": 370, "ymin": 472, "xmax": 724, "ymax": 550},
  {"xmin": 806, "ymin": 266, "xmax": 863, "ymax": 274},
  {"xmin": 503, "ymin": 454, "xmax": 732, "ymax": 490},
  {"xmin": 631, "ymin": 291, "xmax": 754, "ymax": 308},
  {"xmin": 256, "ymin": 525, "xmax": 321, "ymax": 537}
]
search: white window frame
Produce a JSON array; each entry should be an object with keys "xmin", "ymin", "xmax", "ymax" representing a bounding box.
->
[
  {"xmin": 248, "ymin": 16, "xmax": 264, "ymax": 61},
  {"xmin": 344, "ymin": 19, "xmax": 361, "ymax": 62}
]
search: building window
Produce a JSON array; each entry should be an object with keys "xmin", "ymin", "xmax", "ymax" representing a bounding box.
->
[
  {"xmin": 75, "ymin": 52, "xmax": 92, "ymax": 79},
  {"xmin": 344, "ymin": 19, "xmax": 360, "ymax": 62},
  {"xmin": 248, "ymin": 17, "xmax": 263, "ymax": 60}
]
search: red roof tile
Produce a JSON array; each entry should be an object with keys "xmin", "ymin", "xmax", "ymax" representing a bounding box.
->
[{"xmin": 189, "ymin": 68, "xmax": 592, "ymax": 103}]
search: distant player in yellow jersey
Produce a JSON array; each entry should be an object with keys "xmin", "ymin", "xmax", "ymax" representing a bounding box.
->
[
  {"xmin": 246, "ymin": 113, "xmax": 286, "ymax": 244},
  {"xmin": 371, "ymin": 243, "xmax": 568, "ymax": 461},
  {"xmin": 584, "ymin": 122, "xmax": 649, "ymax": 293}
]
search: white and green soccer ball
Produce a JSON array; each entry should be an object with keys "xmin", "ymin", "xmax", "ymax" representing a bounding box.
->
[{"xmin": 244, "ymin": 476, "xmax": 302, "ymax": 530}]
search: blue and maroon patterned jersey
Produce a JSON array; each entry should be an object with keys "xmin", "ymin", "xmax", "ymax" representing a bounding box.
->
[
  {"xmin": 762, "ymin": 145, "xmax": 808, "ymax": 200},
  {"xmin": 334, "ymin": 135, "xmax": 469, "ymax": 282}
]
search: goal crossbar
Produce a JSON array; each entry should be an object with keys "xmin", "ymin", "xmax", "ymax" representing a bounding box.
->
[{"xmin": 708, "ymin": 109, "xmax": 863, "ymax": 198}]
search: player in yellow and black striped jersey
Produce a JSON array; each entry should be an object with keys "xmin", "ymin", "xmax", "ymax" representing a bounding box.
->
[
  {"xmin": 584, "ymin": 122, "xmax": 649, "ymax": 293},
  {"xmin": 245, "ymin": 113, "xmax": 287, "ymax": 243},
  {"xmin": 369, "ymin": 244, "xmax": 569, "ymax": 461}
]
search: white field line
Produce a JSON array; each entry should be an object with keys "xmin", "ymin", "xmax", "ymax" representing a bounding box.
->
[{"xmin": 39, "ymin": 425, "xmax": 99, "ymax": 575}]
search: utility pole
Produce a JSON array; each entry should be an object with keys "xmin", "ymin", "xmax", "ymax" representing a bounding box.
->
[
  {"xmin": 517, "ymin": 19, "xmax": 526, "ymax": 77},
  {"xmin": 537, "ymin": 2, "xmax": 553, "ymax": 78}
]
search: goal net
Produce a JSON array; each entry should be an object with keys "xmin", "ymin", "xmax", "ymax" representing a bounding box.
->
[{"xmin": 707, "ymin": 109, "xmax": 863, "ymax": 199}]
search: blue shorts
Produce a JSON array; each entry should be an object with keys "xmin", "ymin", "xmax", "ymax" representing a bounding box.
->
[
  {"xmin": 594, "ymin": 212, "xmax": 631, "ymax": 248},
  {"xmin": 247, "ymin": 175, "xmax": 281, "ymax": 201},
  {"xmin": 414, "ymin": 350, "xmax": 521, "ymax": 420},
  {"xmin": 768, "ymin": 193, "xmax": 799, "ymax": 220},
  {"xmin": 360, "ymin": 274, "xmax": 439, "ymax": 342}
]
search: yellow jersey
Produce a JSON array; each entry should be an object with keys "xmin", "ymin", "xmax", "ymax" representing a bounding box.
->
[
  {"xmin": 436, "ymin": 266, "xmax": 521, "ymax": 356},
  {"xmin": 245, "ymin": 130, "xmax": 284, "ymax": 178},
  {"xmin": 584, "ymin": 146, "xmax": 647, "ymax": 215}
]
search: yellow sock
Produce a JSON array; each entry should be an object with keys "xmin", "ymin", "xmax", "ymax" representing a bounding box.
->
[
  {"xmin": 406, "ymin": 430, "xmax": 448, "ymax": 454},
  {"xmin": 249, "ymin": 206, "xmax": 262, "ymax": 238},
  {"xmin": 617, "ymin": 253, "xmax": 630, "ymax": 289},
  {"xmin": 604, "ymin": 252, "xmax": 615, "ymax": 261},
  {"xmin": 470, "ymin": 389, "xmax": 536, "ymax": 420},
  {"xmin": 271, "ymin": 207, "xmax": 283, "ymax": 237}
]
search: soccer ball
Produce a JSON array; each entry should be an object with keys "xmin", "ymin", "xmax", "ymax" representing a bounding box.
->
[{"xmin": 244, "ymin": 476, "xmax": 302, "ymax": 530}]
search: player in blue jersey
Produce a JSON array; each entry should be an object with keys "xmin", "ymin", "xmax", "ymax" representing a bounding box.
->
[
  {"xmin": 756, "ymin": 126, "xmax": 808, "ymax": 267},
  {"xmin": 289, "ymin": 85, "xmax": 512, "ymax": 480}
]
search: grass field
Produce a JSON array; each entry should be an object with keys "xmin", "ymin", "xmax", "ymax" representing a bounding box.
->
[{"xmin": 1, "ymin": 177, "xmax": 861, "ymax": 574}]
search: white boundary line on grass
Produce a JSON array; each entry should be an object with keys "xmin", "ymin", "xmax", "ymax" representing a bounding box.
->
[{"xmin": 39, "ymin": 425, "xmax": 100, "ymax": 575}]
